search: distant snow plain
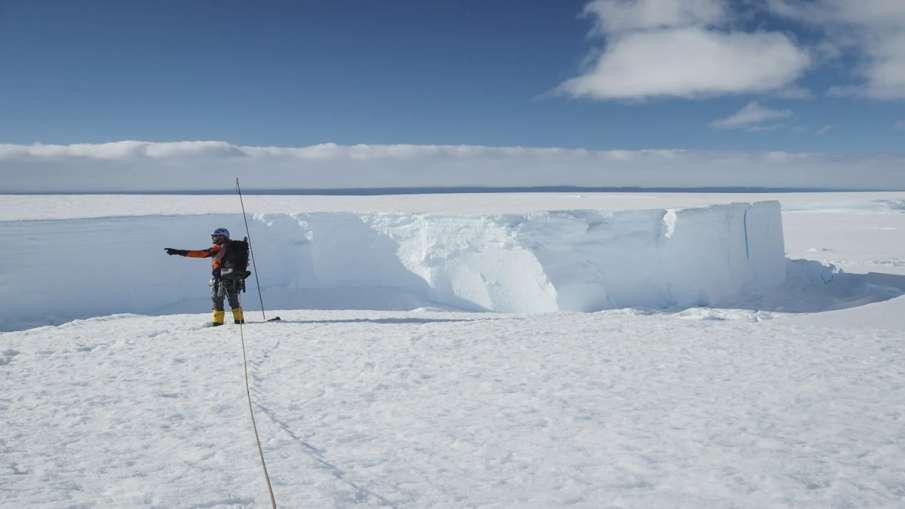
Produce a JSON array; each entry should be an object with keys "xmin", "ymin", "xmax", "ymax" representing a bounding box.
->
[{"xmin": 2, "ymin": 192, "xmax": 905, "ymax": 508}]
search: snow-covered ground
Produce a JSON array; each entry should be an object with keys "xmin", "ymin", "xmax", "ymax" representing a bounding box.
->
[
  {"xmin": 2, "ymin": 192, "xmax": 905, "ymax": 508},
  {"xmin": 3, "ymin": 191, "xmax": 905, "ymax": 221},
  {"xmin": 4, "ymin": 309, "xmax": 905, "ymax": 508}
]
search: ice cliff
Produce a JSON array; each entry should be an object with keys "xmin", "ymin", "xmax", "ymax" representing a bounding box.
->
[{"xmin": 1, "ymin": 202, "xmax": 786, "ymax": 330}]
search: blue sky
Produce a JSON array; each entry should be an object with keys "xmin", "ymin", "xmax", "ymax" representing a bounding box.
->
[{"xmin": 1, "ymin": 0, "xmax": 904, "ymax": 155}]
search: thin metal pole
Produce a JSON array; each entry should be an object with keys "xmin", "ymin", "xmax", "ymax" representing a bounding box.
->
[{"xmin": 236, "ymin": 178, "xmax": 268, "ymax": 321}]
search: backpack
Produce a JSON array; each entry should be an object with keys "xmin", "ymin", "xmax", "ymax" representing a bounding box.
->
[{"xmin": 221, "ymin": 238, "xmax": 250, "ymax": 281}]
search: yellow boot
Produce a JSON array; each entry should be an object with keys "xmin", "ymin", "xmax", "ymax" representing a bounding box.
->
[
  {"xmin": 232, "ymin": 308, "xmax": 245, "ymax": 324},
  {"xmin": 211, "ymin": 309, "xmax": 225, "ymax": 326}
]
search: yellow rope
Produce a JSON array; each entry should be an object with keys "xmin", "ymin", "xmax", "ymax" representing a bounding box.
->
[{"xmin": 239, "ymin": 321, "xmax": 278, "ymax": 508}]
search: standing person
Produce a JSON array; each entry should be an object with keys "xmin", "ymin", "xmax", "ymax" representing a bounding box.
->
[{"xmin": 165, "ymin": 227, "xmax": 247, "ymax": 326}]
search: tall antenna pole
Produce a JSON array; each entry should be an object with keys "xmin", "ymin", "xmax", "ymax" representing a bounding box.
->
[{"xmin": 236, "ymin": 178, "xmax": 268, "ymax": 321}]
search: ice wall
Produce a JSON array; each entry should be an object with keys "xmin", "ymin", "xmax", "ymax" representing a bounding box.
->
[{"xmin": 0, "ymin": 202, "xmax": 786, "ymax": 330}]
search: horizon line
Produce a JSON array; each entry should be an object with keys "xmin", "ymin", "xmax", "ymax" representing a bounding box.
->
[{"xmin": 3, "ymin": 185, "xmax": 902, "ymax": 196}]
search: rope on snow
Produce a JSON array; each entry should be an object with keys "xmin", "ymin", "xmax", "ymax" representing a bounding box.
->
[{"xmin": 238, "ymin": 320, "xmax": 278, "ymax": 509}]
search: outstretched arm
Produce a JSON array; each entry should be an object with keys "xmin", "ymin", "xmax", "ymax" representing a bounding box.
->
[{"xmin": 165, "ymin": 247, "xmax": 218, "ymax": 257}]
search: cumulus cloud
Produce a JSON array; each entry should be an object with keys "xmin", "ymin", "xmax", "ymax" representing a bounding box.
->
[
  {"xmin": 710, "ymin": 102, "xmax": 793, "ymax": 130},
  {"xmin": 769, "ymin": 0, "xmax": 905, "ymax": 99},
  {"xmin": 562, "ymin": 0, "xmax": 905, "ymax": 101},
  {"xmin": 1, "ymin": 141, "xmax": 903, "ymax": 192},
  {"xmin": 584, "ymin": 0, "xmax": 726, "ymax": 34},
  {"xmin": 558, "ymin": 0, "xmax": 811, "ymax": 100}
]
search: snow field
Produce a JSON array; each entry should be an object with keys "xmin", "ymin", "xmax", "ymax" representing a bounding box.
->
[
  {"xmin": 0, "ymin": 202, "xmax": 785, "ymax": 331},
  {"xmin": 4, "ymin": 192, "xmax": 905, "ymax": 508},
  {"xmin": 2, "ymin": 309, "xmax": 905, "ymax": 508},
  {"xmin": 3, "ymin": 192, "xmax": 904, "ymax": 221}
]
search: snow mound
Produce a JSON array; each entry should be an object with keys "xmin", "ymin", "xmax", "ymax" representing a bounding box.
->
[{"xmin": 1, "ymin": 202, "xmax": 786, "ymax": 330}]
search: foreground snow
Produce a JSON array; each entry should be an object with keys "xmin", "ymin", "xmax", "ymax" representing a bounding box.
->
[{"xmin": 2, "ymin": 308, "xmax": 904, "ymax": 508}]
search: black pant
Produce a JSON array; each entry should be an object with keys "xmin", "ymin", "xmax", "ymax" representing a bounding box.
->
[{"xmin": 212, "ymin": 277, "xmax": 241, "ymax": 311}]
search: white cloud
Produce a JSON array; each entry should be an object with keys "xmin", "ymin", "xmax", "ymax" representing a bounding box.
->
[
  {"xmin": 769, "ymin": 0, "xmax": 905, "ymax": 99},
  {"xmin": 816, "ymin": 124, "xmax": 834, "ymax": 135},
  {"xmin": 583, "ymin": 0, "xmax": 725, "ymax": 34},
  {"xmin": 710, "ymin": 102, "xmax": 793, "ymax": 130},
  {"xmin": 895, "ymin": 120, "xmax": 905, "ymax": 131},
  {"xmin": 1, "ymin": 141, "xmax": 903, "ymax": 192},
  {"xmin": 866, "ymin": 31, "xmax": 905, "ymax": 99},
  {"xmin": 564, "ymin": 0, "xmax": 905, "ymax": 101},
  {"xmin": 0, "ymin": 140, "xmax": 245, "ymax": 160},
  {"xmin": 559, "ymin": 0, "xmax": 811, "ymax": 100}
]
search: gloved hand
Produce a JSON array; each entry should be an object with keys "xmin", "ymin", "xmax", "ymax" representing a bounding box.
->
[{"xmin": 165, "ymin": 248, "xmax": 187, "ymax": 256}]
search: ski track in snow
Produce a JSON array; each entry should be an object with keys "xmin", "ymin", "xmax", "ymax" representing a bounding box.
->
[{"xmin": 2, "ymin": 309, "xmax": 905, "ymax": 508}]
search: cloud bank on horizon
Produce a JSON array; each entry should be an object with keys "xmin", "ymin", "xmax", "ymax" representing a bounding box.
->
[
  {"xmin": 2, "ymin": 141, "xmax": 903, "ymax": 192},
  {"xmin": 1, "ymin": 1, "xmax": 902, "ymax": 192},
  {"xmin": 560, "ymin": 0, "xmax": 905, "ymax": 102}
]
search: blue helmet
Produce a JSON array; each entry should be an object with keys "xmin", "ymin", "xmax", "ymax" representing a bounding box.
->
[{"xmin": 211, "ymin": 227, "xmax": 230, "ymax": 239}]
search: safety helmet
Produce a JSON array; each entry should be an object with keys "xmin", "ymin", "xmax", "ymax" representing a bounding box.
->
[{"xmin": 211, "ymin": 227, "xmax": 230, "ymax": 239}]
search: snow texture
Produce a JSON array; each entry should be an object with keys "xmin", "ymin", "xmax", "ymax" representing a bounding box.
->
[
  {"xmin": 0, "ymin": 202, "xmax": 785, "ymax": 331},
  {"xmin": 4, "ymin": 191, "xmax": 905, "ymax": 221},
  {"xmin": 3, "ymin": 193, "xmax": 905, "ymax": 508},
  {"xmin": 2, "ymin": 309, "xmax": 905, "ymax": 508}
]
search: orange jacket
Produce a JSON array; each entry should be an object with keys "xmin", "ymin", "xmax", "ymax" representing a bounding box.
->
[{"xmin": 185, "ymin": 244, "xmax": 226, "ymax": 269}]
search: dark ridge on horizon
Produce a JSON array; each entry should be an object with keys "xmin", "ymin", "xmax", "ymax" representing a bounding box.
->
[{"xmin": 3, "ymin": 186, "xmax": 900, "ymax": 196}]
